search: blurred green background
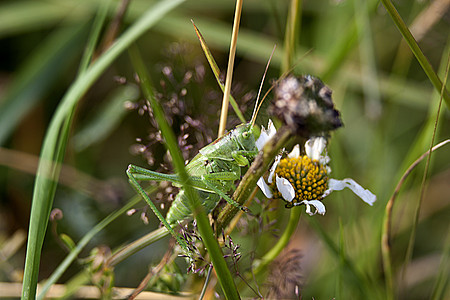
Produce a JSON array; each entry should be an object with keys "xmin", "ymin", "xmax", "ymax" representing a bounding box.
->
[{"xmin": 0, "ymin": 0, "xmax": 449, "ymax": 299}]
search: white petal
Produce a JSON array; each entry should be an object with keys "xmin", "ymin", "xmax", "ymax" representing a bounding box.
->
[
  {"xmin": 326, "ymin": 178, "xmax": 376, "ymax": 206},
  {"xmin": 255, "ymin": 132, "xmax": 269, "ymax": 150},
  {"xmin": 255, "ymin": 120, "xmax": 276, "ymax": 150},
  {"xmin": 257, "ymin": 177, "xmax": 273, "ymax": 198},
  {"xmin": 320, "ymin": 155, "xmax": 331, "ymax": 166},
  {"xmin": 268, "ymin": 155, "xmax": 281, "ymax": 184},
  {"xmin": 266, "ymin": 119, "xmax": 276, "ymax": 137},
  {"xmin": 302, "ymin": 200, "xmax": 326, "ymax": 216},
  {"xmin": 288, "ymin": 144, "xmax": 300, "ymax": 158},
  {"xmin": 276, "ymin": 175, "xmax": 295, "ymax": 202},
  {"xmin": 305, "ymin": 137, "xmax": 326, "ymax": 161}
]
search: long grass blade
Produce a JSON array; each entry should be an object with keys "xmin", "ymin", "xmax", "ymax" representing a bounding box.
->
[
  {"xmin": 21, "ymin": 1, "xmax": 185, "ymax": 299},
  {"xmin": 380, "ymin": 0, "xmax": 450, "ymax": 107},
  {"xmin": 128, "ymin": 44, "xmax": 240, "ymax": 300},
  {"xmin": 37, "ymin": 194, "xmax": 144, "ymax": 299}
]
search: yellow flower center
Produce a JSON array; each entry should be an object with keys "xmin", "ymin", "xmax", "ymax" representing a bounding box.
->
[{"xmin": 271, "ymin": 155, "xmax": 328, "ymax": 207}]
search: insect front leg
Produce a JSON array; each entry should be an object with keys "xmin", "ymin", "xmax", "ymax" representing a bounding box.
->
[
  {"xmin": 231, "ymin": 150, "xmax": 259, "ymax": 166},
  {"xmin": 126, "ymin": 164, "xmax": 190, "ymax": 254}
]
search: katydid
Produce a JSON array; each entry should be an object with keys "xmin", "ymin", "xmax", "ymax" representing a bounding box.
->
[
  {"xmin": 126, "ymin": 103, "xmax": 264, "ymax": 250},
  {"xmin": 126, "ymin": 44, "xmax": 275, "ymax": 257}
]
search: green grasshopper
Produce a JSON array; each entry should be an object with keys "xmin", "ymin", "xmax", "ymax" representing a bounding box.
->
[{"xmin": 126, "ymin": 103, "xmax": 262, "ymax": 248}]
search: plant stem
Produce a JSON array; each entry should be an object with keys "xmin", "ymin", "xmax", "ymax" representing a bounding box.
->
[
  {"xmin": 216, "ymin": 126, "xmax": 293, "ymax": 234},
  {"xmin": 218, "ymin": 0, "xmax": 243, "ymax": 137},
  {"xmin": 252, "ymin": 206, "xmax": 302, "ymax": 276}
]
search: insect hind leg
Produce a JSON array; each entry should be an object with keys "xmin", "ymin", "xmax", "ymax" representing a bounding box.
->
[
  {"xmin": 200, "ymin": 176, "xmax": 250, "ymax": 213},
  {"xmin": 126, "ymin": 165, "xmax": 190, "ymax": 254}
]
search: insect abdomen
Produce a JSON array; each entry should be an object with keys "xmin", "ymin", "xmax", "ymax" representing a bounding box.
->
[{"xmin": 166, "ymin": 190, "xmax": 220, "ymax": 224}]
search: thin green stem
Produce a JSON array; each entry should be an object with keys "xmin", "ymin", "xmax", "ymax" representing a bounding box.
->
[
  {"xmin": 380, "ymin": 0, "xmax": 450, "ymax": 107},
  {"xmin": 37, "ymin": 194, "xmax": 143, "ymax": 299},
  {"xmin": 218, "ymin": 0, "xmax": 243, "ymax": 137},
  {"xmin": 107, "ymin": 227, "xmax": 169, "ymax": 267},
  {"xmin": 381, "ymin": 139, "xmax": 450, "ymax": 300},
  {"xmin": 78, "ymin": 0, "xmax": 111, "ymax": 75},
  {"xmin": 252, "ymin": 207, "xmax": 301, "ymax": 276},
  {"xmin": 216, "ymin": 126, "xmax": 293, "ymax": 235},
  {"xmin": 281, "ymin": 0, "xmax": 301, "ymax": 73}
]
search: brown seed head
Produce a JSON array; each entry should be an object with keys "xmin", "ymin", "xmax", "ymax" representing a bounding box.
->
[{"xmin": 270, "ymin": 75, "xmax": 343, "ymax": 137}]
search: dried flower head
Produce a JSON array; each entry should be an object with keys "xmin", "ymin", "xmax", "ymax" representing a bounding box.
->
[{"xmin": 270, "ymin": 75, "xmax": 343, "ymax": 137}]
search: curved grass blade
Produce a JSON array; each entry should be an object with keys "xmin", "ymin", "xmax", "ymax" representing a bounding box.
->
[
  {"xmin": 37, "ymin": 194, "xmax": 144, "ymax": 299},
  {"xmin": 21, "ymin": 1, "xmax": 185, "ymax": 299}
]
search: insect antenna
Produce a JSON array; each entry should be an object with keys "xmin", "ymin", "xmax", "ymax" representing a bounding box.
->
[
  {"xmin": 250, "ymin": 48, "xmax": 315, "ymax": 128},
  {"xmin": 250, "ymin": 45, "xmax": 276, "ymax": 128}
]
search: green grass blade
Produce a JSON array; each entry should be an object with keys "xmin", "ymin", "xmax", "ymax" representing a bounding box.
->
[
  {"xmin": 78, "ymin": 0, "xmax": 112, "ymax": 74},
  {"xmin": 192, "ymin": 21, "xmax": 246, "ymax": 124},
  {"xmin": 0, "ymin": 1, "xmax": 79, "ymax": 39},
  {"xmin": 430, "ymin": 227, "xmax": 450, "ymax": 300},
  {"xmin": 128, "ymin": 44, "xmax": 240, "ymax": 300},
  {"xmin": 380, "ymin": 0, "xmax": 450, "ymax": 107},
  {"xmin": 37, "ymin": 194, "xmax": 144, "ymax": 299},
  {"xmin": 21, "ymin": 1, "xmax": 185, "ymax": 299}
]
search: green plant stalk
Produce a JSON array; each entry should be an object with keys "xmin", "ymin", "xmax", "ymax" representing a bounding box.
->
[
  {"xmin": 381, "ymin": 140, "xmax": 450, "ymax": 300},
  {"xmin": 404, "ymin": 55, "xmax": 449, "ymax": 297},
  {"xmin": 37, "ymin": 194, "xmax": 144, "ymax": 299},
  {"xmin": 216, "ymin": 126, "xmax": 293, "ymax": 235},
  {"xmin": 252, "ymin": 207, "xmax": 301, "ymax": 276},
  {"xmin": 281, "ymin": 0, "xmax": 301, "ymax": 74},
  {"xmin": 380, "ymin": 0, "xmax": 450, "ymax": 108},
  {"xmin": 107, "ymin": 226, "xmax": 169, "ymax": 267},
  {"xmin": 218, "ymin": 0, "xmax": 243, "ymax": 137},
  {"xmin": 21, "ymin": 1, "xmax": 184, "ymax": 299},
  {"xmin": 128, "ymin": 44, "xmax": 240, "ymax": 300},
  {"xmin": 77, "ymin": 0, "xmax": 111, "ymax": 75},
  {"xmin": 430, "ymin": 226, "xmax": 450, "ymax": 300}
]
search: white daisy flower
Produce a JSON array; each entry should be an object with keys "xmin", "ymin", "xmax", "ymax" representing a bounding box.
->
[{"xmin": 256, "ymin": 132, "xmax": 376, "ymax": 216}]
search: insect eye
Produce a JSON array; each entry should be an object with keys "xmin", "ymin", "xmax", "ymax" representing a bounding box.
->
[{"xmin": 242, "ymin": 132, "xmax": 249, "ymax": 138}]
